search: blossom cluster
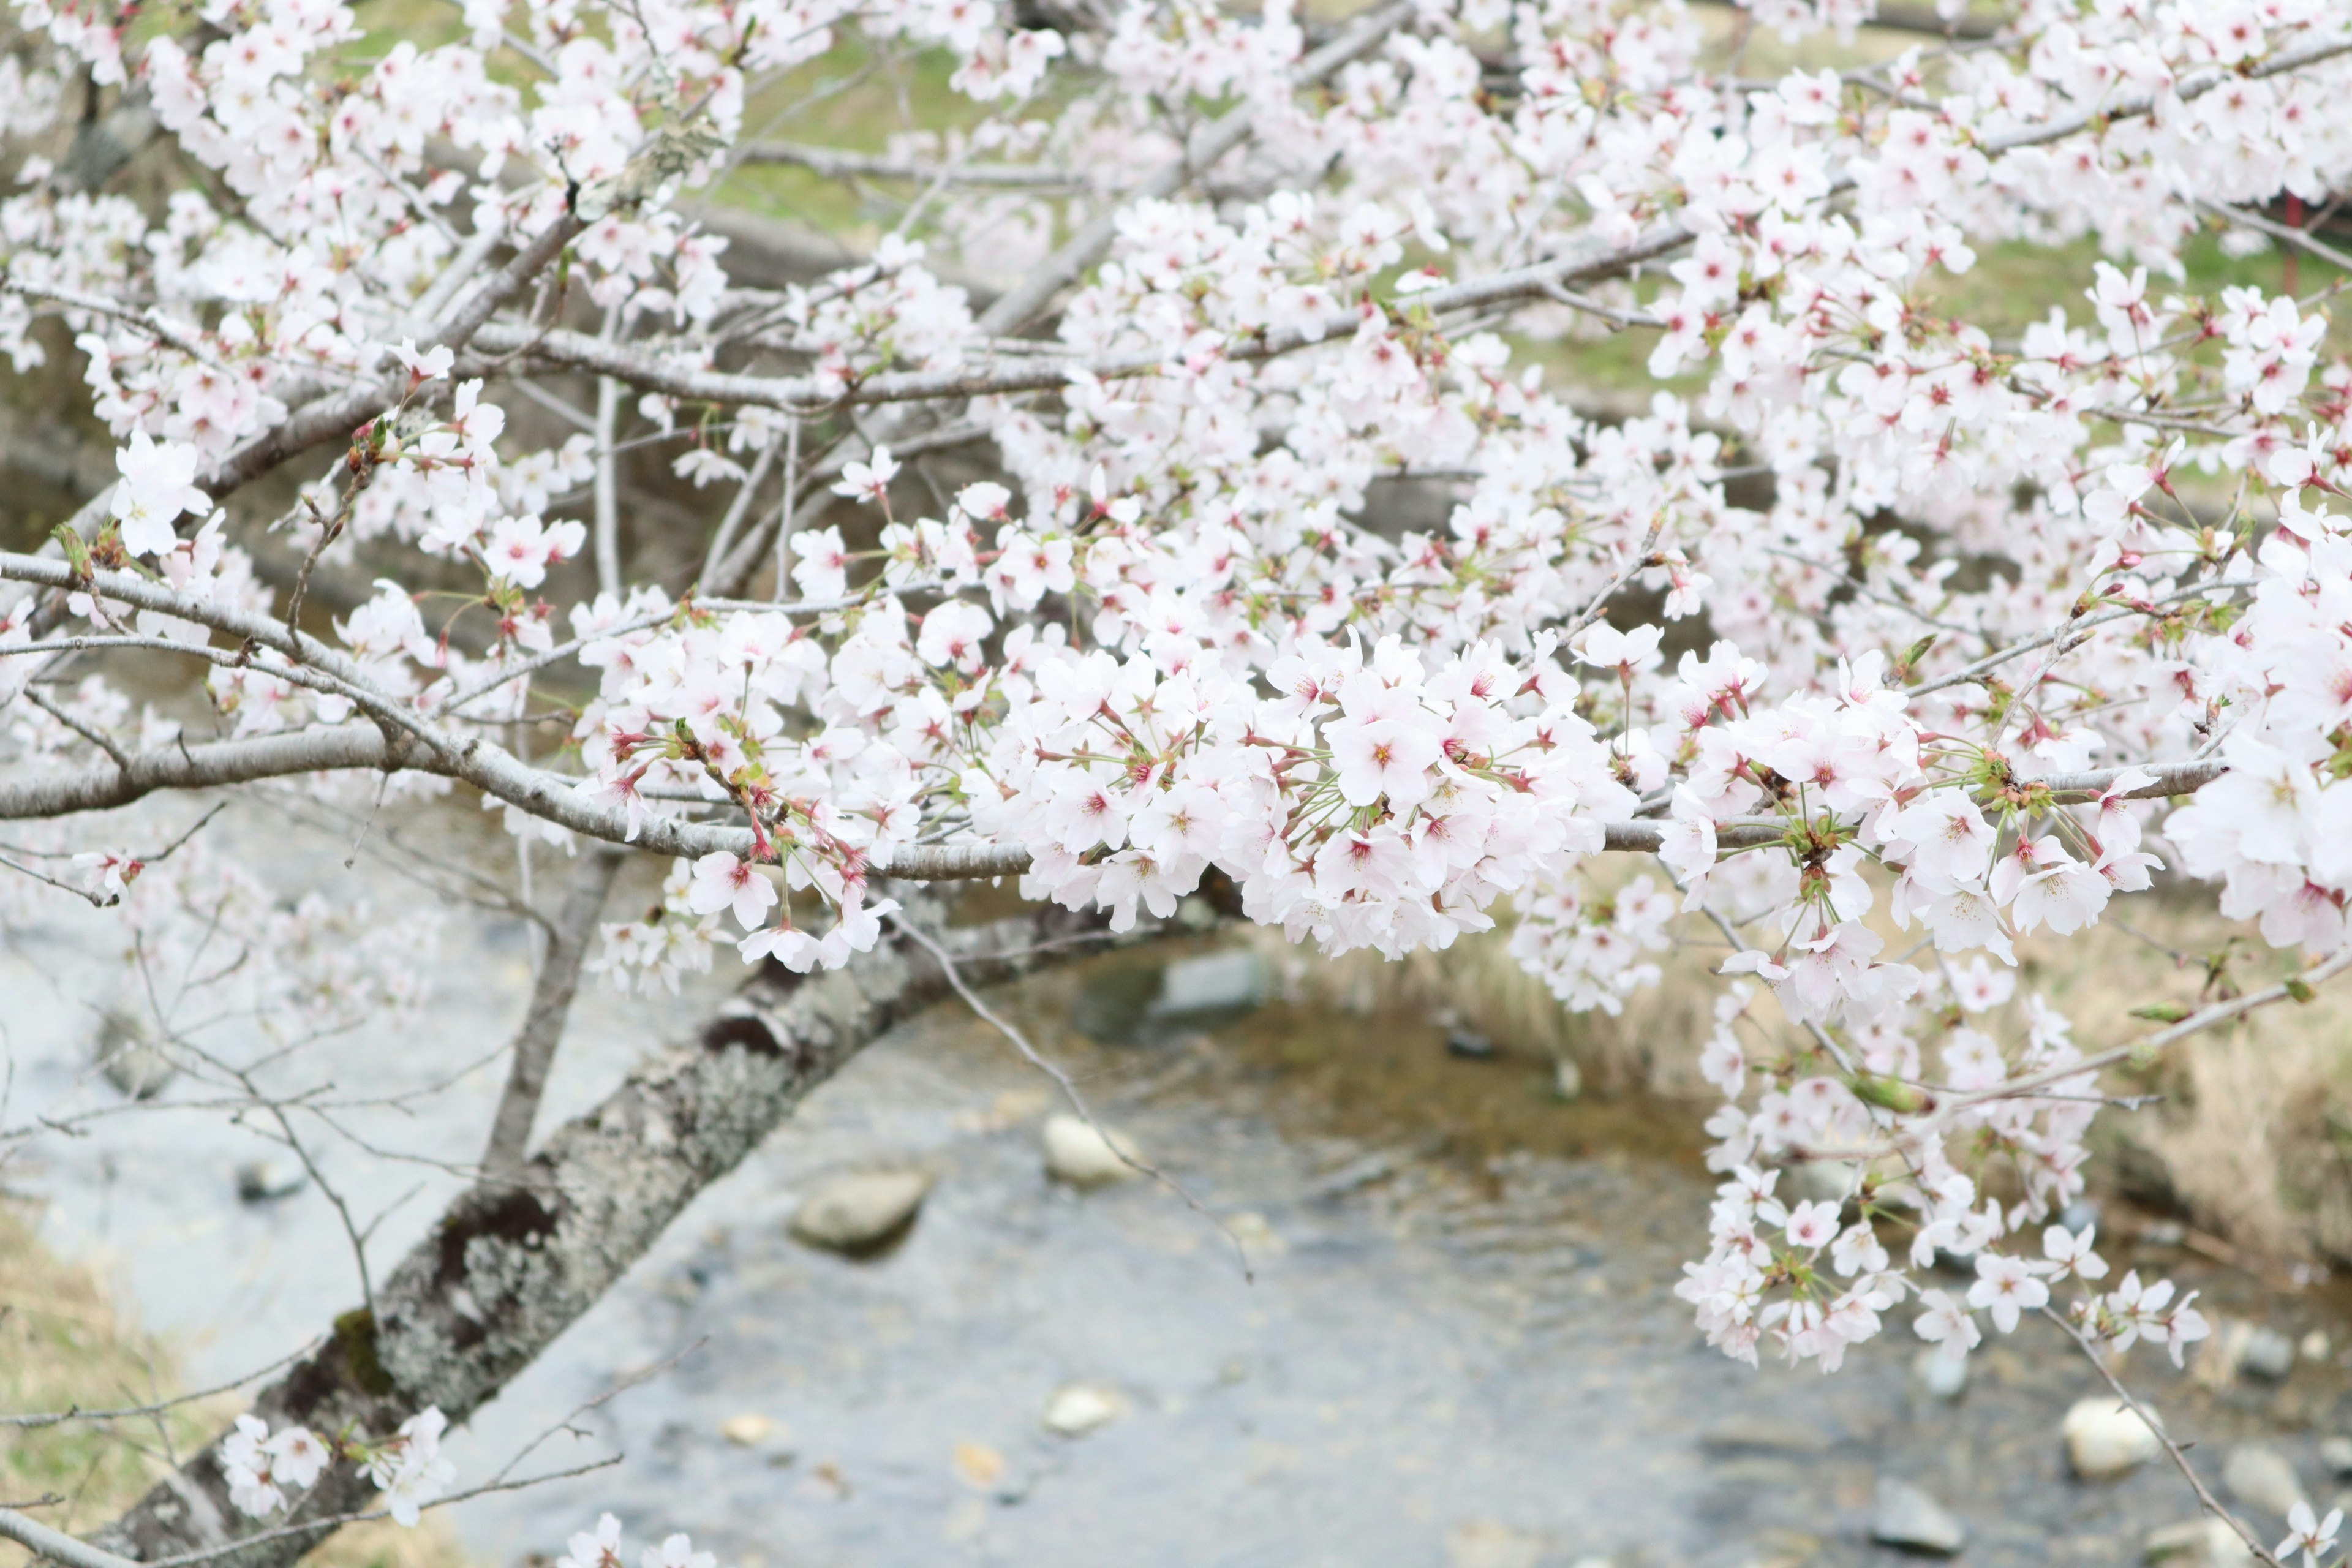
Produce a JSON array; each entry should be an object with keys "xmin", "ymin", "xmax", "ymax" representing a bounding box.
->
[
  {"xmin": 221, "ymin": 1408, "xmax": 452, "ymax": 1527},
  {"xmin": 9, "ymin": 0, "xmax": 2352, "ymax": 1534}
]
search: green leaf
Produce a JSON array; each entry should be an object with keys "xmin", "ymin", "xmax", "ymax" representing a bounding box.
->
[{"xmin": 2130, "ymin": 1001, "xmax": 2193, "ymax": 1023}]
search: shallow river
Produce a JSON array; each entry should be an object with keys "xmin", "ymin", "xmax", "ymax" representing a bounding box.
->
[{"xmin": 9, "ymin": 805, "xmax": 2352, "ymax": 1567}]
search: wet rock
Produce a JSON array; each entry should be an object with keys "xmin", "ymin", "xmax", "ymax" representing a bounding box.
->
[
  {"xmin": 2303, "ymin": 1331, "xmax": 2332, "ymax": 1363},
  {"xmin": 1869, "ymin": 1477, "xmax": 1966, "ymax": 1556},
  {"xmin": 2223, "ymin": 1444, "xmax": 2307, "ymax": 1519},
  {"xmin": 1226, "ymin": 1210, "xmax": 1286, "ymax": 1257},
  {"xmin": 94, "ymin": 1010, "xmax": 174, "ymax": 1099},
  {"xmin": 789, "ymin": 1170, "xmax": 932, "ymax": 1255},
  {"xmin": 1445, "ymin": 1028, "xmax": 1498, "ymax": 1060},
  {"xmin": 1444, "ymin": 1523, "xmax": 1544, "ymax": 1568},
  {"xmin": 2144, "ymin": 1519, "xmax": 2255, "ymax": 1566},
  {"xmin": 2058, "ymin": 1199, "xmax": 2102, "ymax": 1234},
  {"xmin": 2320, "ymin": 1436, "xmax": 2352, "ymax": 1477},
  {"xmin": 1698, "ymin": 1414, "xmax": 1834, "ymax": 1455},
  {"xmin": 1147, "ymin": 951, "xmax": 1265, "ymax": 1020},
  {"xmin": 1913, "ymin": 1348, "xmax": 1968, "ymax": 1402},
  {"xmin": 235, "ymin": 1158, "xmax": 307, "ymax": 1203},
  {"xmin": 2063, "ymin": 1396, "xmax": 2163, "ymax": 1480},
  {"xmin": 2141, "ymin": 1220, "xmax": 2188, "ymax": 1246},
  {"xmin": 1042, "ymin": 1114, "xmax": 1140, "ymax": 1186},
  {"xmin": 1041, "ymin": 1382, "xmax": 1121, "ymax": 1436}
]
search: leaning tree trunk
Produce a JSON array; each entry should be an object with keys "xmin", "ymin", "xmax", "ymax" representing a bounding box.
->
[{"xmin": 88, "ymin": 897, "xmax": 1152, "ymax": 1568}]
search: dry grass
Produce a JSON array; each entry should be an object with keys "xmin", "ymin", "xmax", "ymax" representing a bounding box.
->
[{"xmin": 0, "ymin": 1204, "xmax": 470, "ymax": 1568}]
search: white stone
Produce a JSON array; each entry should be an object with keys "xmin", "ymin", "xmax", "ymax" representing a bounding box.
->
[
  {"xmin": 1913, "ymin": 1348, "xmax": 1967, "ymax": 1401},
  {"xmin": 2223, "ymin": 1444, "xmax": 2307, "ymax": 1520},
  {"xmin": 2145, "ymin": 1518, "xmax": 2255, "ymax": 1566},
  {"xmin": 720, "ymin": 1413, "xmax": 791, "ymax": 1450},
  {"xmin": 1444, "ymin": 1523, "xmax": 1544, "ymax": 1568},
  {"xmin": 1042, "ymin": 1382, "xmax": 1121, "ymax": 1436},
  {"xmin": 2064, "ymin": 1396, "xmax": 2164, "ymax": 1480},
  {"xmin": 789, "ymin": 1170, "xmax": 932, "ymax": 1253},
  {"xmin": 1869, "ymin": 1477, "xmax": 1966, "ymax": 1556},
  {"xmin": 1042, "ymin": 1114, "xmax": 1140, "ymax": 1186},
  {"xmin": 1552, "ymin": 1057, "xmax": 1583, "ymax": 1101},
  {"xmin": 2320, "ymin": 1436, "xmax": 2352, "ymax": 1477}
]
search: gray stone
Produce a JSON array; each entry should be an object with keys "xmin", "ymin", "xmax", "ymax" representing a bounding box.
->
[
  {"xmin": 1698, "ymin": 1414, "xmax": 1834, "ymax": 1455},
  {"xmin": 789, "ymin": 1170, "xmax": 932, "ymax": 1254},
  {"xmin": 1147, "ymin": 951, "xmax": 1265, "ymax": 1019},
  {"xmin": 2223, "ymin": 1444, "xmax": 2307, "ymax": 1519},
  {"xmin": 2239, "ymin": 1326, "xmax": 2298, "ymax": 1381},
  {"xmin": 1445, "ymin": 1027, "xmax": 1498, "ymax": 1060},
  {"xmin": 2064, "ymin": 1396, "xmax": 2163, "ymax": 1480},
  {"xmin": 2320, "ymin": 1436, "xmax": 2352, "ymax": 1477},
  {"xmin": 95, "ymin": 1009, "xmax": 174, "ymax": 1099},
  {"xmin": 1042, "ymin": 1114, "xmax": 1140, "ymax": 1186},
  {"xmin": 235, "ymin": 1158, "xmax": 307, "ymax": 1202},
  {"xmin": 1869, "ymin": 1477, "xmax": 1966, "ymax": 1556},
  {"xmin": 1913, "ymin": 1348, "xmax": 1968, "ymax": 1401}
]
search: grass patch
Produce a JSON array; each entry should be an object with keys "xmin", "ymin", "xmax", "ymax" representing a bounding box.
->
[{"xmin": 0, "ymin": 1204, "xmax": 470, "ymax": 1568}]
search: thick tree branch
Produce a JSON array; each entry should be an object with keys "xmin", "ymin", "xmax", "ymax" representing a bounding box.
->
[{"xmin": 85, "ymin": 897, "xmax": 1157, "ymax": 1568}]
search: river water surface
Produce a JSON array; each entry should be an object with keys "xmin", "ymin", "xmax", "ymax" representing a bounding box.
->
[{"xmin": 9, "ymin": 804, "xmax": 2352, "ymax": 1567}]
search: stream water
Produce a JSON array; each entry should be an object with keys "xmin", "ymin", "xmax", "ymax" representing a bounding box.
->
[{"xmin": 9, "ymin": 802, "xmax": 2352, "ymax": 1567}]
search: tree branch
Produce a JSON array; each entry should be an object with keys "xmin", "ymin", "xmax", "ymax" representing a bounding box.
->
[
  {"xmin": 84, "ymin": 897, "xmax": 1161, "ymax": 1568},
  {"xmin": 481, "ymin": 845, "xmax": 626, "ymax": 1181}
]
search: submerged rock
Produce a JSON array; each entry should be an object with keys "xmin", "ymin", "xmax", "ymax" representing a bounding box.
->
[
  {"xmin": 95, "ymin": 1010, "xmax": 174, "ymax": 1099},
  {"xmin": 789, "ymin": 1170, "xmax": 932, "ymax": 1255},
  {"xmin": 2063, "ymin": 1396, "xmax": 2163, "ymax": 1480},
  {"xmin": 2144, "ymin": 1518, "xmax": 2256, "ymax": 1566},
  {"xmin": 1042, "ymin": 1382, "xmax": 1121, "ymax": 1436},
  {"xmin": 2222, "ymin": 1444, "xmax": 2306, "ymax": 1520},
  {"xmin": 1042, "ymin": 1114, "xmax": 1140, "ymax": 1186},
  {"xmin": 1444, "ymin": 1523, "xmax": 1544, "ymax": 1568},
  {"xmin": 2241, "ymin": 1327, "xmax": 2299, "ymax": 1381},
  {"xmin": 1869, "ymin": 1477, "xmax": 1966, "ymax": 1556},
  {"xmin": 1913, "ymin": 1348, "xmax": 1968, "ymax": 1402},
  {"xmin": 1147, "ymin": 951, "xmax": 1265, "ymax": 1020},
  {"xmin": 2320, "ymin": 1436, "xmax": 2352, "ymax": 1477},
  {"xmin": 1698, "ymin": 1414, "xmax": 1834, "ymax": 1455},
  {"xmin": 1444, "ymin": 1028, "xmax": 1498, "ymax": 1060},
  {"xmin": 235, "ymin": 1158, "xmax": 307, "ymax": 1203}
]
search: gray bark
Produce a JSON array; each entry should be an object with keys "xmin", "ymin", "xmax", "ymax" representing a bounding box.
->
[
  {"xmin": 88, "ymin": 898, "xmax": 1145, "ymax": 1568},
  {"xmin": 481, "ymin": 845, "xmax": 627, "ymax": 1180}
]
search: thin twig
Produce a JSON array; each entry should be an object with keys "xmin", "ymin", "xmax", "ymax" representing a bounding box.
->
[{"xmin": 888, "ymin": 911, "xmax": 1256, "ymax": 1281}]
